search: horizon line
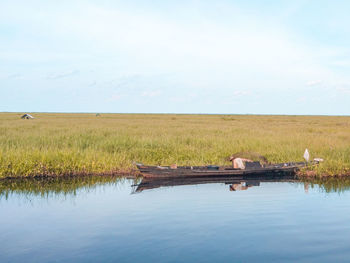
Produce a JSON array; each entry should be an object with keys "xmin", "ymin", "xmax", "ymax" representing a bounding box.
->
[{"xmin": 1, "ymin": 111, "xmax": 350, "ymax": 117}]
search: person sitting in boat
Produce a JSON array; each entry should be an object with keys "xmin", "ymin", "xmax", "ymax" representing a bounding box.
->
[
  {"xmin": 170, "ymin": 164, "xmax": 177, "ymax": 169},
  {"xmin": 229, "ymin": 157, "xmax": 253, "ymax": 169},
  {"xmin": 229, "ymin": 152, "xmax": 268, "ymax": 169}
]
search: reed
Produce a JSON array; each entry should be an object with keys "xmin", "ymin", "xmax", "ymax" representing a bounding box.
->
[{"xmin": 1, "ymin": 113, "xmax": 349, "ymax": 178}]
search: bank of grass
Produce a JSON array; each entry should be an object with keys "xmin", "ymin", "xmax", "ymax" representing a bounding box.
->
[{"xmin": 0, "ymin": 113, "xmax": 349, "ymax": 178}]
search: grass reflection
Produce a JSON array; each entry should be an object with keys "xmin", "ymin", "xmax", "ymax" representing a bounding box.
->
[
  {"xmin": 302, "ymin": 177, "xmax": 350, "ymax": 193},
  {"xmin": 0, "ymin": 175, "xmax": 140, "ymax": 200},
  {"xmin": 1, "ymin": 175, "xmax": 350, "ymax": 200}
]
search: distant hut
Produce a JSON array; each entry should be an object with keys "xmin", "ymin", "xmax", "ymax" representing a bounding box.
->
[{"xmin": 21, "ymin": 114, "xmax": 34, "ymax": 119}]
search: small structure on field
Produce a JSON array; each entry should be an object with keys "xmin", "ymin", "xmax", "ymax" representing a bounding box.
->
[
  {"xmin": 96, "ymin": 113, "xmax": 101, "ymax": 117},
  {"xmin": 21, "ymin": 114, "xmax": 34, "ymax": 119}
]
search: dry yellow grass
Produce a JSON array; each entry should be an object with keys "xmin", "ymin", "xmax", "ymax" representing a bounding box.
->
[{"xmin": 0, "ymin": 113, "xmax": 349, "ymax": 178}]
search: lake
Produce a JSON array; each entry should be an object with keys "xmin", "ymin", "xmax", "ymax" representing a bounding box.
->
[{"xmin": 1, "ymin": 176, "xmax": 350, "ymax": 262}]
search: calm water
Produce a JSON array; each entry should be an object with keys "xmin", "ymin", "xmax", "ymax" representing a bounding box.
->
[{"xmin": 1, "ymin": 176, "xmax": 350, "ymax": 263}]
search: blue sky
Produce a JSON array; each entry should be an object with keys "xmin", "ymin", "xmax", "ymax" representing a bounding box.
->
[{"xmin": 1, "ymin": 0, "xmax": 350, "ymax": 114}]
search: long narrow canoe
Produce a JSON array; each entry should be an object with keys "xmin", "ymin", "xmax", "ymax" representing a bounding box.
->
[{"xmin": 136, "ymin": 162, "xmax": 310, "ymax": 179}]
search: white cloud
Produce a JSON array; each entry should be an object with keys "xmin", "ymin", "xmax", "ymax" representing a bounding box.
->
[
  {"xmin": 336, "ymin": 86, "xmax": 350, "ymax": 94},
  {"xmin": 7, "ymin": 73, "xmax": 22, "ymax": 79},
  {"xmin": 47, "ymin": 70, "xmax": 80, "ymax": 80},
  {"xmin": 306, "ymin": 80, "xmax": 322, "ymax": 86},
  {"xmin": 141, "ymin": 90, "xmax": 161, "ymax": 98},
  {"xmin": 107, "ymin": 93, "xmax": 123, "ymax": 102},
  {"xmin": 297, "ymin": 96, "xmax": 307, "ymax": 103},
  {"xmin": 88, "ymin": 81, "xmax": 96, "ymax": 87},
  {"xmin": 1, "ymin": 1, "xmax": 350, "ymax": 114},
  {"xmin": 233, "ymin": 90, "xmax": 251, "ymax": 96},
  {"xmin": 1, "ymin": 1, "xmax": 335, "ymax": 82}
]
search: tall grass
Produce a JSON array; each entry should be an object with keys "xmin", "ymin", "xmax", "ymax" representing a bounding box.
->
[{"xmin": 0, "ymin": 113, "xmax": 349, "ymax": 178}]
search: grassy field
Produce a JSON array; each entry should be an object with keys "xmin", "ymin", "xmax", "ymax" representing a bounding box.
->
[{"xmin": 0, "ymin": 113, "xmax": 349, "ymax": 178}]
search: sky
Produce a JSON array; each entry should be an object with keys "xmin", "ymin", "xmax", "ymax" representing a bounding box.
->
[{"xmin": 1, "ymin": 0, "xmax": 350, "ymax": 115}]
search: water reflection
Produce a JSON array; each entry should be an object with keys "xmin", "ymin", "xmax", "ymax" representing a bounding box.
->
[
  {"xmin": 303, "ymin": 177, "xmax": 350, "ymax": 193},
  {"xmin": 135, "ymin": 176, "xmax": 350, "ymax": 194},
  {"xmin": 1, "ymin": 175, "xmax": 350, "ymax": 200},
  {"xmin": 0, "ymin": 175, "xmax": 140, "ymax": 200},
  {"xmin": 2, "ymin": 175, "xmax": 350, "ymax": 262},
  {"xmin": 229, "ymin": 181, "xmax": 260, "ymax": 191},
  {"xmin": 135, "ymin": 176, "xmax": 297, "ymax": 193}
]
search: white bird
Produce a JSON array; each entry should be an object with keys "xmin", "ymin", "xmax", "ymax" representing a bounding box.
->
[{"xmin": 303, "ymin": 149, "xmax": 310, "ymax": 162}]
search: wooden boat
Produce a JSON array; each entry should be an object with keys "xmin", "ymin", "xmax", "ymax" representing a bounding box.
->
[{"xmin": 136, "ymin": 161, "xmax": 313, "ymax": 179}]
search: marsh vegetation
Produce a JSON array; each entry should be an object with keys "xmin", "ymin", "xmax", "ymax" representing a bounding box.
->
[{"xmin": 0, "ymin": 113, "xmax": 349, "ymax": 178}]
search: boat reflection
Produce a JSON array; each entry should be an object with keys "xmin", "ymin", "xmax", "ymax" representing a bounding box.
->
[
  {"xmin": 229, "ymin": 181, "xmax": 260, "ymax": 191},
  {"xmin": 1, "ymin": 175, "xmax": 350, "ymax": 200},
  {"xmin": 134, "ymin": 175, "xmax": 297, "ymax": 193},
  {"xmin": 135, "ymin": 176, "xmax": 350, "ymax": 194}
]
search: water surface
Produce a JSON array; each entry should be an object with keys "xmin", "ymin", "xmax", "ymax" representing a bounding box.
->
[{"xmin": 1, "ymin": 176, "xmax": 350, "ymax": 262}]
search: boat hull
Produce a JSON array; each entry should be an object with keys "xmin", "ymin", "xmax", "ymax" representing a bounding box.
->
[{"xmin": 137, "ymin": 163, "xmax": 304, "ymax": 179}]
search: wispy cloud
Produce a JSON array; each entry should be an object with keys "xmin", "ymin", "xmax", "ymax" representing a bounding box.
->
[
  {"xmin": 7, "ymin": 73, "xmax": 22, "ymax": 79},
  {"xmin": 233, "ymin": 90, "xmax": 251, "ymax": 96},
  {"xmin": 306, "ymin": 80, "xmax": 322, "ymax": 86},
  {"xmin": 141, "ymin": 90, "xmax": 161, "ymax": 98},
  {"xmin": 47, "ymin": 70, "xmax": 79, "ymax": 80},
  {"xmin": 1, "ymin": 1, "xmax": 350, "ymax": 114},
  {"xmin": 336, "ymin": 86, "xmax": 350, "ymax": 94},
  {"xmin": 88, "ymin": 81, "xmax": 96, "ymax": 87},
  {"xmin": 107, "ymin": 94, "xmax": 123, "ymax": 102}
]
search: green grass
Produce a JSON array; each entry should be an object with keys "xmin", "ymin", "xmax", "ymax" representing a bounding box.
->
[{"xmin": 1, "ymin": 113, "xmax": 350, "ymax": 178}]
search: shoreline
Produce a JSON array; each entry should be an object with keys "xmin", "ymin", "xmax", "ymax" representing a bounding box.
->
[
  {"xmin": 1, "ymin": 168, "xmax": 350, "ymax": 180},
  {"xmin": 0, "ymin": 169, "xmax": 141, "ymax": 180}
]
